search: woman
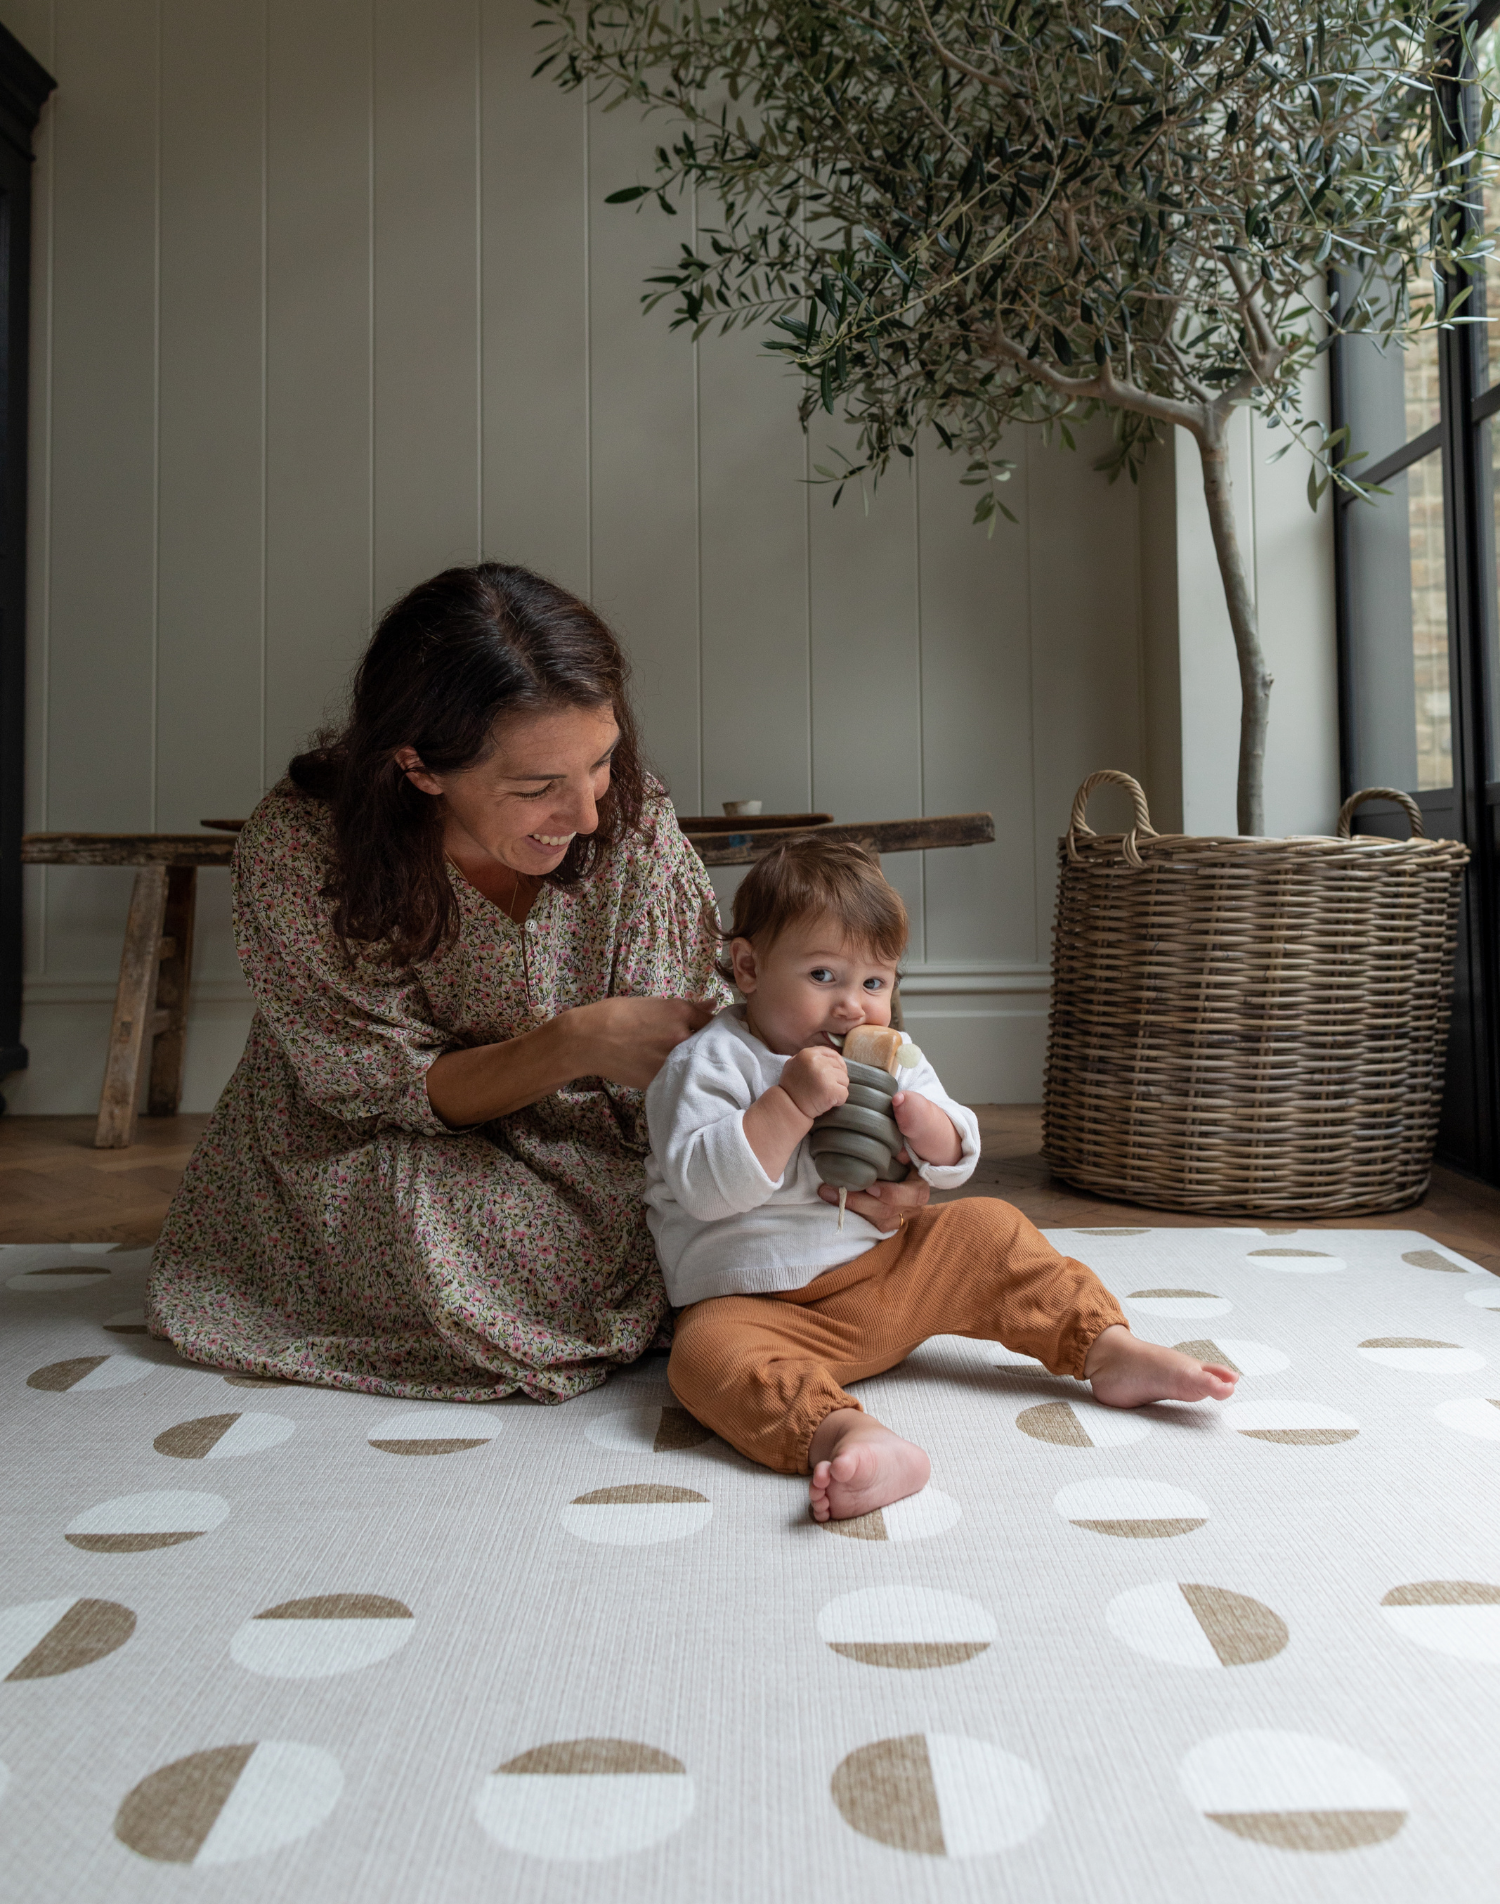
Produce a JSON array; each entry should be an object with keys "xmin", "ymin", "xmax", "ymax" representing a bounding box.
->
[{"xmin": 147, "ymin": 563, "xmax": 735, "ymax": 1400}]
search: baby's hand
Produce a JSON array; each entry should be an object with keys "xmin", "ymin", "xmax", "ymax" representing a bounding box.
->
[
  {"xmin": 779, "ymin": 1047, "xmax": 849, "ymax": 1121},
  {"xmin": 891, "ymin": 1088, "xmax": 963, "ymax": 1168}
]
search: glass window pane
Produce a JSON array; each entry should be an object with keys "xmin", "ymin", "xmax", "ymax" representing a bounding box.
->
[
  {"xmin": 1338, "ymin": 270, "xmax": 1442, "ymax": 469},
  {"xmin": 1478, "ymin": 21, "xmax": 1500, "ymax": 390},
  {"xmin": 1344, "ymin": 446, "xmax": 1453, "ymax": 791},
  {"xmin": 1484, "ymin": 416, "xmax": 1500, "ymax": 781}
]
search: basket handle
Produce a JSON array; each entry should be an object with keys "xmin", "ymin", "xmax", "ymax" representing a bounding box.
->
[
  {"xmin": 1066, "ymin": 770, "xmax": 1159, "ymax": 869},
  {"xmin": 1336, "ymin": 787, "xmax": 1425, "ymax": 840}
]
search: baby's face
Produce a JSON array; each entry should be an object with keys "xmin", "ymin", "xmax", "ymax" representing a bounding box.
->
[{"xmin": 731, "ymin": 912, "xmax": 899, "ymax": 1056}]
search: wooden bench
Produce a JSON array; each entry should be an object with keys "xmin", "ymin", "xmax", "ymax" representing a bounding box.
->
[{"xmin": 21, "ymin": 811, "xmax": 994, "ymax": 1149}]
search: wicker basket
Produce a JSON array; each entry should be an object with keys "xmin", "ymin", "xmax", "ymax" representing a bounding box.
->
[{"xmin": 1042, "ymin": 771, "xmax": 1470, "ymax": 1217}]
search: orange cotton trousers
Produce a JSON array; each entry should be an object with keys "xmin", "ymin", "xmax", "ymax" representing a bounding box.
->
[{"xmin": 667, "ymin": 1196, "xmax": 1126, "ymax": 1475}]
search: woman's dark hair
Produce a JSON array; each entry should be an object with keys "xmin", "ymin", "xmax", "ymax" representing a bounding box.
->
[{"xmin": 289, "ymin": 562, "xmax": 647, "ymax": 965}]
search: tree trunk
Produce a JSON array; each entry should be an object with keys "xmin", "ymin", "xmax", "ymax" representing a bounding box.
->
[{"xmin": 1197, "ymin": 426, "xmax": 1273, "ymax": 835}]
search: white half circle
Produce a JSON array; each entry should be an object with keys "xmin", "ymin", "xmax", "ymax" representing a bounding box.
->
[
  {"xmin": 230, "ymin": 1615, "xmax": 414, "ymax": 1680},
  {"xmin": 204, "ymin": 1414, "xmax": 295, "ymax": 1458},
  {"xmin": 1358, "ymin": 1342, "xmax": 1484, "ymax": 1374},
  {"xmin": 474, "ymin": 1772, "xmax": 695, "ymax": 1860},
  {"xmin": 366, "ymin": 1407, "xmax": 501, "ymax": 1443},
  {"xmin": 67, "ymin": 1491, "xmax": 229, "ymax": 1537},
  {"xmin": 1245, "ymin": 1251, "xmax": 1347, "ymax": 1274},
  {"xmin": 817, "ymin": 1588, "xmax": 996, "ymax": 1646},
  {"xmin": 1209, "ymin": 1338, "xmax": 1291, "ymax": 1377},
  {"xmin": 877, "ymin": 1488, "xmax": 963, "ymax": 1542},
  {"xmin": 1180, "ymin": 1730, "xmax": 1407, "ymax": 1814},
  {"xmin": 0, "ymin": 1598, "xmax": 76, "ymax": 1678},
  {"xmin": 193, "ymin": 1742, "xmax": 343, "ymax": 1866},
  {"xmin": 1464, "ymin": 1286, "xmax": 1500, "ymax": 1310},
  {"xmin": 1222, "ymin": 1400, "xmax": 1359, "ymax": 1434},
  {"xmin": 1127, "ymin": 1294, "xmax": 1232, "ymax": 1319},
  {"xmin": 1434, "ymin": 1397, "xmax": 1500, "ymax": 1440},
  {"xmin": 1054, "ymin": 1478, "xmax": 1209, "ymax": 1524},
  {"xmin": 559, "ymin": 1503, "xmax": 712, "ymax": 1546},
  {"xmin": 1106, "ymin": 1583, "xmax": 1223, "ymax": 1669},
  {"xmin": 1381, "ymin": 1604, "xmax": 1500, "ymax": 1663},
  {"xmin": 584, "ymin": 1409, "xmax": 664, "ymax": 1452},
  {"xmin": 925, "ymin": 1735, "xmax": 1051, "ymax": 1858},
  {"xmin": 67, "ymin": 1355, "xmax": 155, "ymax": 1392}
]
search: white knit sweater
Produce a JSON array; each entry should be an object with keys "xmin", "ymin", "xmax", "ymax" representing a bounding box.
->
[{"xmin": 643, "ymin": 1005, "xmax": 979, "ymax": 1306}]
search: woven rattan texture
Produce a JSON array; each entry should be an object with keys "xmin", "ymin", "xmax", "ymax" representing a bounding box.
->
[{"xmin": 1042, "ymin": 776, "xmax": 1470, "ymax": 1218}]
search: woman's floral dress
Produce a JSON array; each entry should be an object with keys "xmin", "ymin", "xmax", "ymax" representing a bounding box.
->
[{"xmin": 146, "ymin": 780, "xmax": 730, "ymax": 1401}]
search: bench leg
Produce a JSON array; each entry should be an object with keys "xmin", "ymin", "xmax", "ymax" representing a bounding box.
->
[
  {"xmin": 148, "ymin": 866, "xmax": 197, "ymax": 1117},
  {"xmin": 95, "ymin": 866, "xmax": 169, "ymax": 1150}
]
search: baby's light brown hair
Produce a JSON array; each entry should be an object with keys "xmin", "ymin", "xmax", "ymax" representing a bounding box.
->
[{"xmin": 717, "ymin": 835, "xmax": 909, "ymax": 983}]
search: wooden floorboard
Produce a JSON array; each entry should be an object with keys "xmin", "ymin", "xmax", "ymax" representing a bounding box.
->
[{"xmin": 3, "ymin": 1107, "xmax": 1499, "ymax": 1271}]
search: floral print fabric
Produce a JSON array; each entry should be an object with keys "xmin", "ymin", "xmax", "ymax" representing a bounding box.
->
[{"xmin": 146, "ymin": 781, "xmax": 730, "ymax": 1401}]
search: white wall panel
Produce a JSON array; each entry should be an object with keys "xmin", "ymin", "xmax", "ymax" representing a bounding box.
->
[
  {"xmin": 264, "ymin": 0, "xmax": 374, "ymax": 783},
  {"xmin": 371, "ymin": 0, "xmax": 479, "ymax": 607},
  {"xmin": 3, "ymin": 0, "xmax": 1335, "ymax": 1115},
  {"xmin": 480, "ymin": 0, "xmax": 589, "ymax": 597}
]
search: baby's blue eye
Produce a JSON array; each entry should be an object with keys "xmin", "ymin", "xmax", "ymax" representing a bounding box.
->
[
  {"xmin": 863, "ymin": 977, "xmax": 885, "ymax": 992},
  {"xmin": 810, "ymin": 968, "xmax": 835, "ymax": 984}
]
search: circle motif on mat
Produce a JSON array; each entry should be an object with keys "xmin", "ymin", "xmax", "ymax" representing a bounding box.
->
[
  {"xmin": 65, "ymin": 1491, "xmax": 228, "ymax": 1553},
  {"xmin": 474, "ymin": 1740, "xmax": 694, "ymax": 1861},
  {"xmin": 103, "ymin": 1308, "xmax": 148, "ymax": 1334},
  {"xmin": 224, "ymin": 1373, "xmax": 290, "ymax": 1388},
  {"xmin": 1072, "ymin": 1227, "xmax": 1151, "ymax": 1236},
  {"xmin": 1402, "ymin": 1247, "xmax": 1474, "ymax": 1274},
  {"xmin": 1106, "ymin": 1583, "xmax": 1288, "ymax": 1668},
  {"xmin": 1357, "ymin": 1338, "xmax": 1484, "ymax": 1374},
  {"xmin": 1432, "ymin": 1397, "xmax": 1500, "ymax": 1440},
  {"xmin": 114, "ymin": 1741, "xmax": 342, "ymax": 1864},
  {"xmin": 230, "ymin": 1595, "xmax": 414, "ymax": 1679},
  {"xmin": 1222, "ymin": 1400, "xmax": 1359, "ymax": 1446},
  {"xmin": 560, "ymin": 1485, "xmax": 711, "ymax": 1546},
  {"xmin": 817, "ymin": 1588, "xmax": 996, "ymax": 1669},
  {"xmin": 1380, "ymin": 1581, "xmax": 1500, "ymax": 1662},
  {"xmin": 1054, "ymin": 1477, "xmax": 1208, "ymax": 1539},
  {"xmin": 1464, "ymin": 1285, "xmax": 1500, "ymax": 1310},
  {"xmin": 822, "ymin": 1487, "xmax": 962, "ymax": 1544},
  {"xmin": 367, "ymin": 1407, "xmax": 502, "ymax": 1456},
  {"xmin": 1179, "ymin": 1730, "xmax": 1407, "ymax": 1852},
  {"xmin": 6, "ymin": 1263, "xmax": 111, "ymax": 1291},
  {"xmin": 1015, "ymin": 1400, "xmax": 1150, "ymax": 1448},
  {"xmin": 1172, "ymin": 1337, "xmax": 1290, "ymax": 1376},
  {"xmin": 830, "ymin": 1734, "xmax": 1050, "ymax": 1857},
  {"xmin": 1246, "ymin": 1249, "xmax": 1346, "ymax": 1274},
  {"xmin": 0, "ymin": 1597, "xmax": 136, "ymax": 1680},
  {"xmin": 584, "ymin": 1405, "xmax": 713, "ymax": 1453},
  {"xmin": 153, "ymin": 1413, "xmax": 294, "ymax": 1460},
  {"xmin": 1126, "ymin": 1289, "xmax": 1231, "ymax": 1319},
  {"xmin": 26, "ymin": 1354, "xmax": 153, "ymax": 1393}
]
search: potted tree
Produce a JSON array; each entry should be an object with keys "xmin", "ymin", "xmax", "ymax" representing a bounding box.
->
[{"xmin": 537, "ymin": 0, "xmax": 1485, "ymax": 1213}]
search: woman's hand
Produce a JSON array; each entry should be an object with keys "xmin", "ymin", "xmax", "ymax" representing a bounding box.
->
[
  {"xmin": 558, "ymin": 994, "xmax": 715, "ymax": 1090},
  {"xmin": 818, "ymin": 1175, "xmax": 931, "ymax": 1232},
  {"xmin": 424, "ymin": 995, "xmax": 713, "ymax": 1129}
]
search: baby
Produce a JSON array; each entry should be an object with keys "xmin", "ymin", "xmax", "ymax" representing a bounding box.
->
[{"xmin": 644, "ymin": 835, "xmax": 1237, "ymax": 1522}]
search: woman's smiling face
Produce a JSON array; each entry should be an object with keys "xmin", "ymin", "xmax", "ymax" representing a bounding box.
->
[{"xmin": 395, "ymin": 702, "xmax": 621, "ymax": 877}]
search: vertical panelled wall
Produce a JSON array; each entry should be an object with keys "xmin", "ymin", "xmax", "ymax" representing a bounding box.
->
[{"xmin": 6, "ymin": 0, "xmax": 1156, "ymax": 1113}]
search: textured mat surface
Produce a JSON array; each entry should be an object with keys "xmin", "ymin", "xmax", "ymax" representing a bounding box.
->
[{"xmin": 2, "ymin": 1228, "xmax": 1499, "ymax": 1902}]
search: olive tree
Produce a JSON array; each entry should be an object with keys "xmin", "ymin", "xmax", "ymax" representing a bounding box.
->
[{"xmin": 536, "ymin": 0, "xmax": 1495, "ymax": 832}]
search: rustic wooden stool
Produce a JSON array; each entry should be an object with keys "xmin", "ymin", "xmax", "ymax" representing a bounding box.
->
[
  {"xmin": 20, "ymin": 833, "xmax": 234, "ymax": 1148},
  {"xmin": 19, "ymin": 811, "xmax": 993, "ymax": 1149}
]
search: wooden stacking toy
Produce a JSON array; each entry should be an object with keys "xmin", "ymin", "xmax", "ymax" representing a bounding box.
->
[{"xmin": 810, "ymin": 1026, "xmax": 923, "ymax": 1223}]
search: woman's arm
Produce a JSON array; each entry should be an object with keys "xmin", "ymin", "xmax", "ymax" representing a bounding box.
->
[{"xmin": 424, "ymin": 994, "xmax": 713, "ymax": 1128}]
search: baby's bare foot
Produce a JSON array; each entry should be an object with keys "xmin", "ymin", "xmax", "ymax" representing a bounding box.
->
[
  {"xmin": 807, "ymin": 1411, "xmax": 931, "ymax": 1522},
  {"xmin": 1084, "ymin": 1324, "xmax": 1238, "ymax": 1408}
]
